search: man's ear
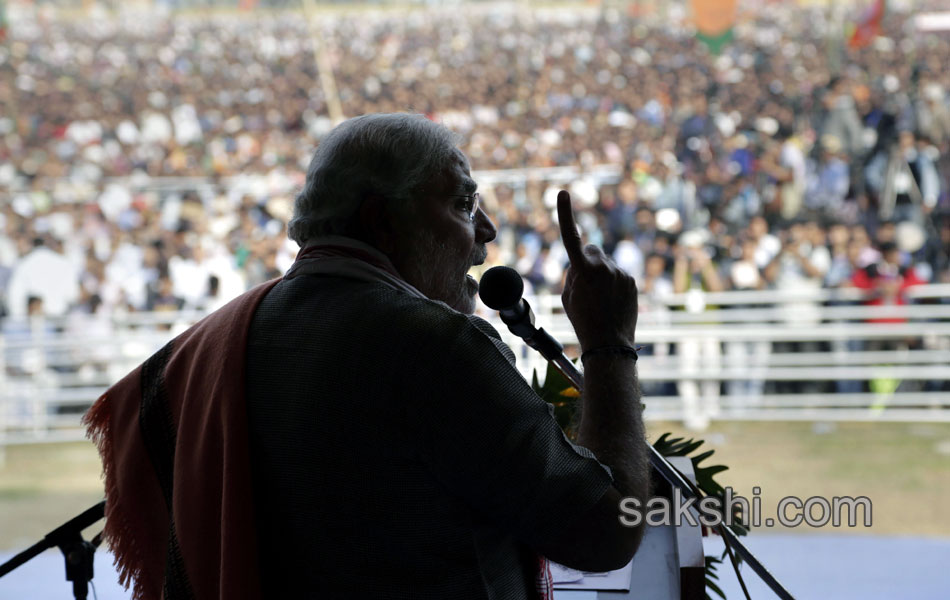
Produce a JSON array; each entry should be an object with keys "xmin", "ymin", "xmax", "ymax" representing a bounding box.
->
[{"xmin": 358, "ymin": 194, "xmax": 398, "ymax": 254}]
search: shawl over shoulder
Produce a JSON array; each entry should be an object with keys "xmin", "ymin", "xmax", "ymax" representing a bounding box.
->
[
  {"xmin": 83, "ymin": 278, "xmax": 281, "ymax": 600},
  {"xmin": 83, "ymin": 236, "xmax": 553, "ymax": 600}
]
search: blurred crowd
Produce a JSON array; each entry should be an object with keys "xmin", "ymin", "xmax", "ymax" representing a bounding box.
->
[{"xmin": 1, "ymin": 4, "xmax": 949, "ymax": 388}]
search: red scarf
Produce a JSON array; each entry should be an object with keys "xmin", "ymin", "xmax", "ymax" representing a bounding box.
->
[
  {"xmin": 84, "ymin": 239, "xmax": 553, "ymax": 599},
  {"xmin": 83, "ymin": 278, "xmax": 279, "ymax": 599}
]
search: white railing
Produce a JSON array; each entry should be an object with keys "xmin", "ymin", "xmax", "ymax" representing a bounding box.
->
[{"xmin": 1, "ymin": 284, "xmax": 949, "ymax": 445}]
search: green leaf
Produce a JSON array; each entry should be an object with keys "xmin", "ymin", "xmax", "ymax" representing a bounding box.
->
[
  {"xmin": 530, "ymin": 361, "xmax": 580, "ymax": 436},
  {"xmin": 705, "ymin": 579, "xmax": 726, "ymax": 600},
  {"xmin": 705, "ymin": 556, "xmax": 727, "ymax": 600}
]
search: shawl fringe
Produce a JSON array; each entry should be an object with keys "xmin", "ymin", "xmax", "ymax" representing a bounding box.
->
[{"xmin": 83, "ymin": 386, "xmax": 156, "ymax": 599}]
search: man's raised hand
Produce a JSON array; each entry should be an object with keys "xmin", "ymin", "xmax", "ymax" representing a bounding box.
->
[{"xmin": 556, "ymin": 190, "xmax": 638, "ymax": 351}]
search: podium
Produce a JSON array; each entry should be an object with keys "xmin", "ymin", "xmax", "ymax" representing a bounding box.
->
[{"xmin": 554, "ymin": 457, "xmax": 706, "ymax": 600}]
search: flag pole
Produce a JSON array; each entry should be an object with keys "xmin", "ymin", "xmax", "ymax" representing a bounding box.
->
[{"xmin": 300, "ymin": 0, "xmax": 344, "ymax": 123}]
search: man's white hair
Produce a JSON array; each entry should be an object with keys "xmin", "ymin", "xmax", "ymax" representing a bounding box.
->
[{"xmin": 288, "ymin": 113, "xmax": 462, "ymax": 245}]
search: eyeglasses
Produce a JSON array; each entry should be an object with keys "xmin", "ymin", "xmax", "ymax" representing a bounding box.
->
[{"xmin": 446, "ymin": 192, "xmax": 481, "ymax": 222}]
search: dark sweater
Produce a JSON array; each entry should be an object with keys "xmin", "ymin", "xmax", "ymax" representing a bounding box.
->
[{"xmin": 245, "ymin": 274, "xmax": 612, "ymax": 599}]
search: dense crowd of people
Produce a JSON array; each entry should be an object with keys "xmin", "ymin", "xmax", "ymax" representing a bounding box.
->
[{"xmin": 1, "ymin": 4, "xmax": 949, "ymax": 405}]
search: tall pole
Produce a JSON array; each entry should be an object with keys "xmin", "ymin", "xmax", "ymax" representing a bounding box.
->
[
  {"xmin": 0, "ymin": 0, "xmax": 17, "ymax": 137},
  {"xmin": 826, "ymin": 0, "xmax": 843, "ymax": 76},
  {"xmin": 300, "ymin": 0, "xmax": 344, "ymax": 123}
]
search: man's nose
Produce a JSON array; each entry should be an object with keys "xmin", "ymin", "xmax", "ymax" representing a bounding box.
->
[{"xmin": 475, "ymin": 207, "xmax": 497, "ymax": 244}]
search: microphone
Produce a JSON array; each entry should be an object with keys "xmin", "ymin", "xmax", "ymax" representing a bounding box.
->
[
  {"xmin": 479, "ymin": 269, "xmax": 795, "ymax": 600},
  {"xmin": 478, "ymin": 266, "xmax": 564, "ymax": 361}
]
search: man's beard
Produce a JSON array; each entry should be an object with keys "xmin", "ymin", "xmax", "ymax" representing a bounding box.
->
[{"xmin": 401, "ymin": 231, "xmax": 481, "ymax": 314}]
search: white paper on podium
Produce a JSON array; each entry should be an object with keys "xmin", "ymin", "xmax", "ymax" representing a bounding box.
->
[
  {"xmin": 552, "ymin": 592, "xmax": 599, "ymax": 600},
  {"xmin": 549, "ymin": 559, "xmax": 635, "ymax": 591}
]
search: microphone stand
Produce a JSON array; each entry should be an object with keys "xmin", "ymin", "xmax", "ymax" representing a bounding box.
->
[
  {"xmin": 497, "ymin": 301, "xmax": 796, "ymax": 600},
  {"xmin": 0, "ymin": 501, "xmax": 105, "ymax": 600}
]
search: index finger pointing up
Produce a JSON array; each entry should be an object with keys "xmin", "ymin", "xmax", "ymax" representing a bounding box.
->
[{"xmin": 557, "ymin": 190, "xmax": 585, "ymax": 265}]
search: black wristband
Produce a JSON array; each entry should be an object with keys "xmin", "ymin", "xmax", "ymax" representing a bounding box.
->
[{"xmin": 580, "ymin": 345, "xmax": 640, "ymax": 363}]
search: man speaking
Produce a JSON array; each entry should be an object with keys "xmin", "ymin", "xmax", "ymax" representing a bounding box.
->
[{"xmin": 84, "ymin": 113, "xmax": 649, "ymax": 599}]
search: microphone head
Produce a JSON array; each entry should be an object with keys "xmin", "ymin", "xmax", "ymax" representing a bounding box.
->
[{"xmin": 478, "ymin": 266, "xmax": 524, "ymax": 310}]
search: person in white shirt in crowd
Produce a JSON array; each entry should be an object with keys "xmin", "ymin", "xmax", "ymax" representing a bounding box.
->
[
  {"xmin": 2, "ymin": 296, "xmax": 59, "ymax": 431},
  {"xmin": 672, "ymin": 232, "xmax": 725, "ymax": 430},
  {"xmin": 825, "ymin": 227, "xmax": 871, "ymax": 394},
  {"xmin": 764, "ymin": 221, "xmax": 832, "ymax": 393},
  {"xmin": 637, "ymin": 252, "xmax": 675, "ymax": 399},
  {"xmin": 0, "ymin": 207, "xmax": 21, "ymax": 312},
  {"xmin": 725, "ymin": 236, "xmax": 771, "ymax": 406},
  {"xmin": 748, "ymin": 215, "xmax": 781, "ymax": 272},
  {"xmin": 169, "ymin": 244, "xmax": 212, "ymax": 309},
  {"xmin": 2, "ymin": 295, "xmax": 56, "ymax": 377},
  {"xmin": 5, "ymin": 238, "xmax": 81, "ymax": 319},
  {"xmin": 612, "ymin": 232, "xmax": 645, "ymax": 281},
  {"xmin": 764, "ymin": 221, "xmax": 831, "ymax": 304},
  {"xmin": 101, "ymin": 232, "xmax": 150, "ymax": 311},
  {"xmin": 65, "ymin": 291, "xmax": 115, "ymax": 383}
]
